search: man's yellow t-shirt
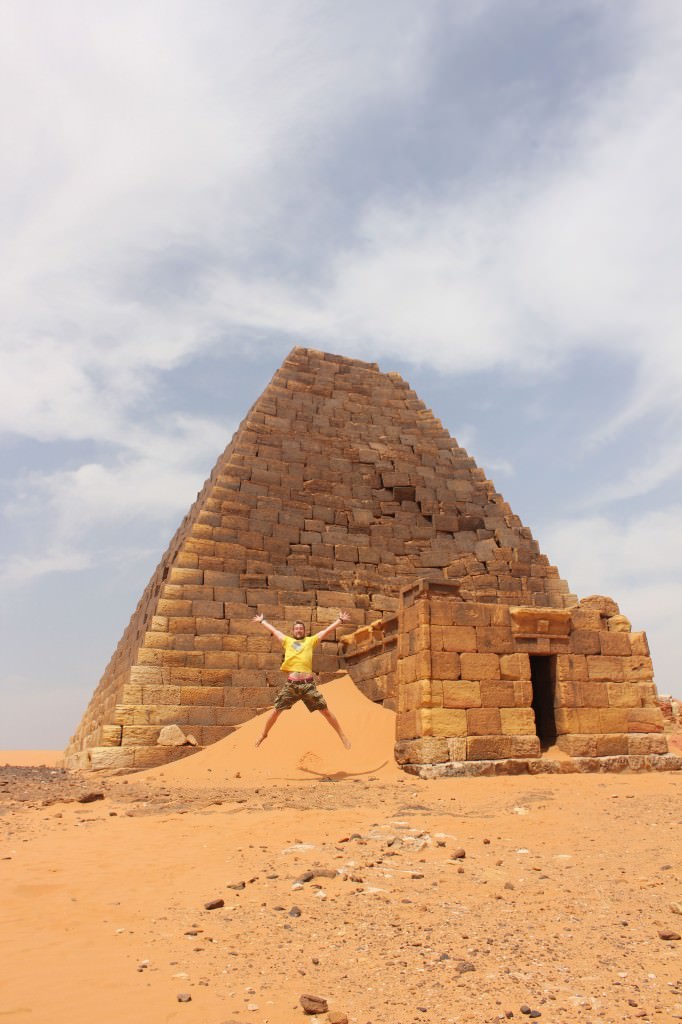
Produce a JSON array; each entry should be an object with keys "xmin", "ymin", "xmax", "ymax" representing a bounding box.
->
[{"xmin": 280, "ymin": 634, "xmax": 320, "ymax": 673}]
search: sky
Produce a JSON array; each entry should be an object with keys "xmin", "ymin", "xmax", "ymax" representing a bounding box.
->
[{"xmin": 2, "ymin": 0, "xmax": 681, "ymax": 748}]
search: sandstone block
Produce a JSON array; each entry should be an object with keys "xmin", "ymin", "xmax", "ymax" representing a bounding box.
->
[
  {"xmin": 142, "ymin": 684, "xmax": 182, "ymax": 705},
  {"xmin": 580, "ymin": 595, "xmax": 620, "ymax": 616},
  {"xmin": 169, "ymin": 567, "xmax": 204, "ymax": 585},
  {"xmin": 467, "ymin": 735, "xmax": 512, "ymax": 760},
  {"xmin": 442, "ymin": 679, "xmax": 482, "ymax": 709},
  {"xmin": 488, "ymin": 604, "xmax": 511, "ymax": 626},
  {"xmin": 628, "ymin": 734, "xmax": 669, "ymax": 755},
  {"xmin": 431, "ymin": 651, "xmax": 461, "ymax": 680},
  {"xmin": 205, "ymin": 651, "xmax": 244, "ymax": 668},
  {"xmin": 556, "ymin": 734, "xmax": 598, "ymax": 757},
  {"xmin": 586, "ymin": 656, "xmax": 625, "ymax": 683},
  {"xmin": 186, "ymin": 704, "xmax": 218, "ymax": 729},
  {"xmin": 416, "ymin": 679, "xmax": 444, "ymax": 709},
  {"xmin": 500, "ymin": 707, "xmax": 536, "ymax": 735},
  {"xmin": 157, "ymin": 599, "xmax": 193, "ymax": 617},
  {"xmin": 514, "ymin": 679, "xmax": 533, "ymax": 705},
  {"xmin": 511, "ymin": 607, "xmax": 571, "ymax": 636},
  {"xmin": 429, "ymin": 599, "xmax": 462, "ymax": 626},
  {"xmin": 239, "ymin": 686, "xmax": 275, "ymax": 708},
  {"xmin": 420, "ymin": 707, "xmax": 467, "ymax": 737},
  {"xmin": 394, "ymin": 737, "xmax": 450, "ymax": 765},
  {"xmin": 607, "ymin": 614, "xmax": 631, "ymax": 632},
  {"xmin": 571, "ymin": 631, "xmax": 601, "ymax": 655},
  {"xmin": 154, "ymin": 705, "xmax": 191, "ymax": 725},
  {"xmin": 479, "ymin": 679, "xmax": 517, "ymax": 707},
  {"xmin": 606, "ymin": 682, "xmax": 641, "ymax": 708},
  {"xmin": 160, "ymin": 650, "xmax": 204, "ymax": 667},
  {"xmin": 595, "ymin": 734, "xmax": 629, "ymax": 756},
  {"xmin": 191, "ymin": 600, "xmax": 224, "ymax": 618},
  {"xmin": 440, "ymin": 625, "xmax": 477, "ymax": 653},
  {"xmin": 452, "ymin": 604, "xmax": 490, "ymax": 626},
  {"xmin": 459, "ymin": 653, "xmax": 500, "ymax": 680},
  {"xmin": 88, "ymin": 747, "xmax": 136, "ymax": 770},
  {"xmin": 598, "ymin": 708, "xmax": 629, "ymax": 733},
  {"xmin": 315, "ymin": 590, "xmax": 357, "ymax": 608},
  {"xmin": 121, "ymin": 725, "xmax": 161, "ymax": 746},
  {"xmin": 334, "ymin": 544, "xmax": 359, "ymax": 563},
  {"xmin": 129, "ymin": 666, "xmax": 162, "ymax": 685},
  {"xmin": 200, "ymin": 726, "xmax": 236, "ymax": 744},
  {"xmin": 216, "ymin": 707, "xmax": 255, "ymax": 726},
  {"xmin": 499, "ymin": 653, "xmax": 530, "ymax": 680},
  {"xmin": 447, "ymin": 737, "xmax": 467, "ymax": 760},
  {"xmin": 475, "ymin": 626, "xmax": 514, "ymax": 653},
  {"xmin": 623, "ymin": 656, "xmax": 654, "ymax": 682},
  {"xmin": 629, "ymin": 632, "xmax": 650, "ymax": 656},
  {"xmin": 466, "ymin": 707, "xmax": 502, "ymax": 735},
  {"xmin": 168, "ymin": 617, "xmax": 196, "ymax": 635},
  {"xmin": 556, "ymin": 654, "xmax": 588, "ymax": 682},
  {"xmin": 133, "ymin": 746, "xmax": 191, "ymax": 769},
  {"xmin": 409, "ymin": 626, "xmax": 431, "ymax": 655},
  {"xmin": 554, "ymin": 708, "xmax": 580, "ymax": 734},
  {"xmin": 599, "ymin": 631, "xmax": 631, "ymax": 656},
  {"xmin": 580, "ymin": 680, "xmax": 609, "ymax": 706},
  {"xmin": 510, "ymin": 734, "xmax": 541, "ymax": 758},
  {"xmin": 204, "ymin": 570, "xmax": 241, "ymax": 588},
  {"xmin": 554, "ymin": 679, "xmax": 582, "ymax": 708},
  {"xmin": 575, "ymin": 708, "xmax": 602, "ymax": 732},
  {"xmin": 158, "ymin": 724, "xmax": 189, "ymax": 746},
  {"xmin": 627, "ymin": 708, "xmax": 664, "ymax": 733},
  {"xmin": 403, "ymin": 604, "xmax": 430, "ymax": 632},
  {"xmin": 398, "ymin": 658, "xmax": 417, "ymax": 687},
  {"xmin": 637, "ymin": 682, "xmax": 658, "ymax": 706},
  {"xmin": 396, "ymin": 710, "xmax": 419, "ymax": 741},
  {"xmin": 178, "ymin": 686, "xmax": 224, "ymax": 707},
  {"xmin": 570, "ymin": 607, "xmax": 602, "ymax": 631},
  {"xmin": 100, "ymin": 725, "xmax": 122, "ymax": 747}
]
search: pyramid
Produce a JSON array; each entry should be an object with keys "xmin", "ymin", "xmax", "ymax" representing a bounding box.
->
[{"xmin": 64, "ymin": 346, "xmax": 580, "ymax": 769}]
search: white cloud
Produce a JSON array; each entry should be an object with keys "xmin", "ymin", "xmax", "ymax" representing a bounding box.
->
[
  {"xmin": 195, "ymin": 2, "xmax": 682, "ymax": 495},
  {"xmin": 0, "ymin": 412, "xmax": 233, "ymax": 588}
]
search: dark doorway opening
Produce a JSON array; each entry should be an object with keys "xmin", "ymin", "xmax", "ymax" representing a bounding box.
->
[{"xmin": 530, "ymin": 655, "xmax": 557, "ymax": 749}]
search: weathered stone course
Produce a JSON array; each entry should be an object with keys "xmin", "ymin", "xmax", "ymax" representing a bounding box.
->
[{"xmin": 66, "ymin": 349, "xmax": 667, "ymax": 773}]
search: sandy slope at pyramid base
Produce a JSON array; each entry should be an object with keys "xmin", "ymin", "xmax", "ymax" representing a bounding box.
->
[{"xmin": 139, "ymin": 675, "xmax": 401, "ymax": 786}]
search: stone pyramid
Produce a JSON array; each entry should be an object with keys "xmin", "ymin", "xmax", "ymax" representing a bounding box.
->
[{"xmin": 64, "ymin": 347, "xmax": 576, "ymax": 769}]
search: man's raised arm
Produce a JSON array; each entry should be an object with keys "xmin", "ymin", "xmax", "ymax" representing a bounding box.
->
[
  {"xmin": 314, "ymin": 610, "xmax": 351, "ymax": 643},
  {"xmin": 253, "ymin": 613, "xmax": 287, "ymax": 643}
]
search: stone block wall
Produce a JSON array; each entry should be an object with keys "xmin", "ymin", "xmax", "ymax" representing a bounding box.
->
[
  {"xmin": 379, "ymin": 580, "xmax": 668, "ymax": 773},
  {"xmin": 339, "ymin": 617, "xmax": 399, "ymax": 708},
  {"xmin": 65, "ymin": 348, "xmax": 576, "ymax": 770}
]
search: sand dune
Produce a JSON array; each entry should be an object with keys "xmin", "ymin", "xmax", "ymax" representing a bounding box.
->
[
  {"xmin": 3, "ymin": 694, "xmax": 682, "ymax": 1023},
  {"xmin": 142, "ymin": 675, "xmax": 401, "ymax": 786}
]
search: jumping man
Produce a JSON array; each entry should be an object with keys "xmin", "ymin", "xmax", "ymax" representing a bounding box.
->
[{"xmin": 252, "ymin": 611, "xmax": 352, "ymax": 749}]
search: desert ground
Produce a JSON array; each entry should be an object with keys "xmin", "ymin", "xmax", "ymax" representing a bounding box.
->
[{"xmin": 2, "ymin": 678, "xmax": 681, "ymax": 1024}]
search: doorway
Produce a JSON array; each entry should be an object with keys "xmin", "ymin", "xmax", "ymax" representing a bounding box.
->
[{"xmin": 530, "ymin": 655, "xmax": 557, "ymax": 748}]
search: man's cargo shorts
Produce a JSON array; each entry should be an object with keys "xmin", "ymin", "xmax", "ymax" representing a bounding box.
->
[{"xmin": 274, "ymin": 676, "xmax": 328, "ymax": 712}]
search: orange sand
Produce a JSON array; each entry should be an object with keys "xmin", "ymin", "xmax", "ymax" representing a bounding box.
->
[
  {"xmin": 142, "ymin": 676, "xmax": 401, "ymax": 786},
  {"xmin": 2, "ymin": 681, "xmax": 682, "ymax": 1024},
  {"xmin": 0, "ymin": 750, "xmax": 62, "ymax": 767}
]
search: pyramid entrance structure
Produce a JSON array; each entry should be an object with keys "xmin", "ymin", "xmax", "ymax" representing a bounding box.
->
[{"xmin": 64, "ymin": 348, "xmax": 677, "ymax": 775}]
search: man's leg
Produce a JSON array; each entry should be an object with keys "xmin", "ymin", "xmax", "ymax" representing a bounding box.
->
[
  {"xmin": 255, "ymin": 708, "xmax": 283, "ymax": 747},
  {"xmin": 319, "ymin": 708, "xmax": 351, "ymax": 749}
]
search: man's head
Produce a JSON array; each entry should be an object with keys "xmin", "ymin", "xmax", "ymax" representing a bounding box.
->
[{"xmin": 292, "ymin": 620, "xmax": 306, "ymax": 639}]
